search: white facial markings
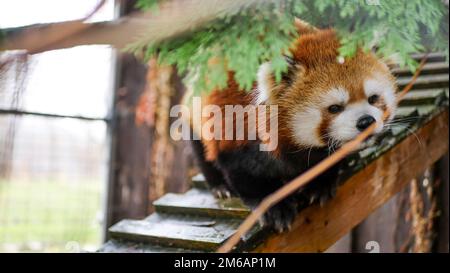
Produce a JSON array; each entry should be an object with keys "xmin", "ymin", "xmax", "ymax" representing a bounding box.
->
[
  {"xmin": 364, "ymin": 74, "xmax": 397, "ymax": 120},
  {"xmin": 319, "ymin": 87, "xmax": 349, "ymax": 107},
  {"xmin": 289, "ymin": 87, "xmax": 350, "ymax": 148},
  {"xmin": 291, "ymin": 106, "xmax": 323, "ymax": 147},
  {"xmin": 289, "ymin": 77, "xmax": 397, "ymax": 148},
  {"xmin": 330, "ymin": 102, "xmax": 384, "ymax": 143},
  {"xmin": 255, "ymin": 62, "xmax": 272, "ymax": 105}
]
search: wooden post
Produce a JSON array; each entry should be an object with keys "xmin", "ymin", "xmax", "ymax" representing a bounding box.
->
[
  {"xmin": 105, "ymin": 53, "xmax": 152, "ymax": 228},
  {"xmin": 434, "ymin": 152, "xmax": 449, "ymax": 252},
  {"xmin": 104, "ymin": 1, "xmax": 195, "ymax": 233},
  {"xmin": 104, "ymin": 1, "xmax": 152, "ymax": 232}
]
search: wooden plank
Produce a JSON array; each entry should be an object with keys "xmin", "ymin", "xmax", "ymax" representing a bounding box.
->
[
  {"xmin": 106, "ymin": 212, "xmax": 265, "ymax": 252},
  {"xmin": 397, "ymin": 105, "xmax": 436, "ymax": 117},
  {"xmin": 253, "ymin": 110, "xmax": 448, "ymax": 252},
  {"xmin": 393, "ymin": 107, "xmax": 419, "ymax": 120},
  {"xmin": 400, "ymin": 89, "xmax": 447, "ymax": 106},
  {"xmin": 154, "ymin": 188, "xmax": 250, "ymax": 218},
  {"xmin": 98, "ymin": 239, "xmax": 202, "ymax": 253},
  {"xmin": 411, "ymin": 52, "xmax": 446, "ymax": 63},
  {"xmin": 397, "ymin": 74, "xmax": 449, "ymax": 90},
  {"xmin": 105, "ymin": 54, "xmax": 153, "ymax": 228},
  {"xmin": 109, "ymin": 219, "xmax": 237, "ymax": 251},
  {"xmin": 435, "ymin": 153, "xmax": 449, "ymax": 252},
  {"xmin": 192, "ymin": 174, "xmax": 208, "ymax": 189},
  {"xmin": 392, "ymin": 62, "xmax": 449, "ymax": 77}
]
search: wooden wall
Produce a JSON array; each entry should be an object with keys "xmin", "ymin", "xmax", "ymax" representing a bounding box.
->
[
  {"xmin": 104, "ymin": 1, "xmax": 195, "ymax": 230},
  {"xmin": 328, "ymin": 154, "xmax": 449, "ymax": 253}
]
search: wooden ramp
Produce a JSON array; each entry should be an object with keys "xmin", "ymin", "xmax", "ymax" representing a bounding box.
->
[{"xmin": 99, "ymin": 53, "xmax": 449, "ymax": 253}]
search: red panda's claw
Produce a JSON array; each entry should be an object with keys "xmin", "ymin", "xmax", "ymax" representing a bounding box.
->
[
  {"xmin": 211, "ymin": 185, "xmax": 232, "ymax": 199},
  {"xmin": 261, "ymin": 198, "xmax": 297, "ymax": 233}
]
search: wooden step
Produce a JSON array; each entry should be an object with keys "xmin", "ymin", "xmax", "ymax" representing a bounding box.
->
[
  {"xmin": 109, "ymin": 218, "xmax": 237, "ymax": 251},
  {"xmin": 109, "ymin": 212, "xmax": 264, "ymax": 251},
  {"xmin": 98, "ymin": 239, "xmax": 201, "ymax": 253},
  {"xmin": 400, "ymin": 89, "xmax": 447, "ymax": 106},
  {"xmin": 392, "ymin": 62, "xmax": 449, "ymax": 77},
  {"xmin": 145, "ymin": 213, "xmax": 265, "ymax": 250},
  {"xmin": 397, "ymin": 74, "xmax": 449, "ymax": 90},
  {"xmin": 153, "ymin": 188, "xmax": 250, "ymax": 218},
  {"xmin": 411, "ymin": 52, "xmax": 447, "ymax": 63},
  {"xmin": 394, "ymin": 106, "xmax": 419, "ymax": 120},
  {"xmin": 191, "ymin": 174, "xmax": 207, "ymax": 189},
  {"xmin": 397, "ymin": 105, "xmax": 437, "ymax": 117}
]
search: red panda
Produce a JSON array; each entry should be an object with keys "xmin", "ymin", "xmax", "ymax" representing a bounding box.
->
[{"xmin": 188, "ymin": 21, "xmax": 398, "ymax": 232}]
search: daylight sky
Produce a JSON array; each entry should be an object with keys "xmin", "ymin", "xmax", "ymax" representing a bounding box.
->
[
  {"xmin": 0, "ymin": 0, "xmax": 115, "ymax": 28},
  {"xmin": 0, "ymin": 0, "xmax": 116, "ymax": 119},
  {"xmin": 0, "ymin": 0, "xmax": 117, "ymax": 141}
]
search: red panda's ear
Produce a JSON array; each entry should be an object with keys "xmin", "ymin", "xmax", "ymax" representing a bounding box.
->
[
  {"xmin": 282, "ymin": 54, "xmax": 306, "ymax": 84},
  {"xmin": 284, "ymin": 54, "xmax": 296, "ymax": 67},
  {"xmin": 255, "ymin": 58, "xmax": 306, "ymax": 105},
  {"xmin": 255, "ymin": 62, "xmax": 274, "ymax": 104}
]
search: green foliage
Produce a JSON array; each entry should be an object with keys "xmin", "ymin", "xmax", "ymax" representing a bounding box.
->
[
  {"xmin": 135, "ymin": 0, "xmax": 159, "ymax": 10},
  {"xmin": 132, "ymin": 0, "xmax": 449, "ymax": 93}
]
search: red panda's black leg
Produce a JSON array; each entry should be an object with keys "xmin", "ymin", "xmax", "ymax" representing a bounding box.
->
[
  {"xmin": 214, "ymin": 144, "xmax": 342, "ymax": 233},
  {"xmin": 215, "ymin": 145, "xmax": 300, "ymax": 232},
  {"xmin": 190, "ymin": 138, "xmax": 233, "ymax": 198},
  {"xmin": 260, "ymin": 196, "xmax": 299, "ymax": 232},
  {"xmin": 219, "ymin": 164, "xmax": 299, "ymax": 232},
  {"xmin": 297, "ymin": 162, "xmax": 342, "ymax": 209}
]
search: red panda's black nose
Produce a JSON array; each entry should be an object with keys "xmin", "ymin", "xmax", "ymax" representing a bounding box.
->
[{"xmin": 356, "ymin": 115, "xmax": 376, "ymax": 131}]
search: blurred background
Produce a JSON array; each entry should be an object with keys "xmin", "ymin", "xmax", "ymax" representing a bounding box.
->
[
  {"xmin": 0, "ymin": 0, "xmax": 116, "ymax": 252},
  {"xmin": 0, "ymin": 0, "xmax": 198, "ymax": 253}
]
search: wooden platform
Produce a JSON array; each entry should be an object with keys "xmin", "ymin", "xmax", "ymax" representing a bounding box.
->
[{"xmin": 99, "ymin": 53, "xmax": 449, "ymax": 253}]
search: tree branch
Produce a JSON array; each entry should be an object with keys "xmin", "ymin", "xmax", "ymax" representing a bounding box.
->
[{"xmin": 0, "ymin": 0, "xmax": 266, "ymax": 54}]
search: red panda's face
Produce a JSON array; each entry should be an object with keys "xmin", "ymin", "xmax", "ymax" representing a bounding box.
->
[
  {"xmin": 277, "ymin": 51, "xmax": 397, "ymax": 150},
  {"xmin": 256, "ymin": 29, "xmax": 398, "ymax": 151}
]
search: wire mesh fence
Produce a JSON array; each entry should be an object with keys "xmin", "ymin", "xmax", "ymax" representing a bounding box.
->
[
  {"xmin": 0, "ymin": 46, "xmax": 113, "ymax": 252},
  {"xmin": 0, "ymin": 115, "xmax": 107, "ymax": 252}
]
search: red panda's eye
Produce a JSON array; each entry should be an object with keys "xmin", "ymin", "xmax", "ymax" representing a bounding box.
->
[
  {"xmin": 368, "ymin": 94, "xmax": 379, "ymax": 105},
  {"xmin": 328, "ymin": 104, "xmax": 344, "ymax": 114}
]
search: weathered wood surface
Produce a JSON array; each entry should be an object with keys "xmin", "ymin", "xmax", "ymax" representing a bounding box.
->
[
  {"xmin": 109, "ymin": 218, "xmax": 237, "ymax": 251},
  {"xmin": 435, "ymin": 153, "xmax": 449, "ymax": 252},
  {"xmin": 254, "ymin": 110, "xmax": 448, "ymax": 252},
  {"xmin": 153, "ymin": 189, "xmax": 250, "ymax": 218},
  {"xmin": 106, "ymin": 54, "xmax": 153, "ymax": 229}
]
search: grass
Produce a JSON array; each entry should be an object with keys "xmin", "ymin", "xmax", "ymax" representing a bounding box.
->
[{"xmin": 0, "ymin": 179, "xmax": 103, "ymax": 252}]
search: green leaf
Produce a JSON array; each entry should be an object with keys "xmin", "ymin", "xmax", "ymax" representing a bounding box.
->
[{"xmin": 130, "ymin": 0, "xmax": 449, "ymax": 95}]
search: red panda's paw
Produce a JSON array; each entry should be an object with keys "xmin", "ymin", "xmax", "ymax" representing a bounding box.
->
[
  {"xmin": 261, "ymin": 198, "xmax": 298, "ymax": 233},
  {"xmin": 211, "ymin": 185, "xmax": 232, "ymax": 199},
  {"xmin": 303, "ymin": 180, "xmax": 339, "ymax": 207}
]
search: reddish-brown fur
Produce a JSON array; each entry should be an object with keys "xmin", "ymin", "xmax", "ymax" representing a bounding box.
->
[{"xmin": 194, "ymin": 26, "xmax": 394, "ymax": 161}]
